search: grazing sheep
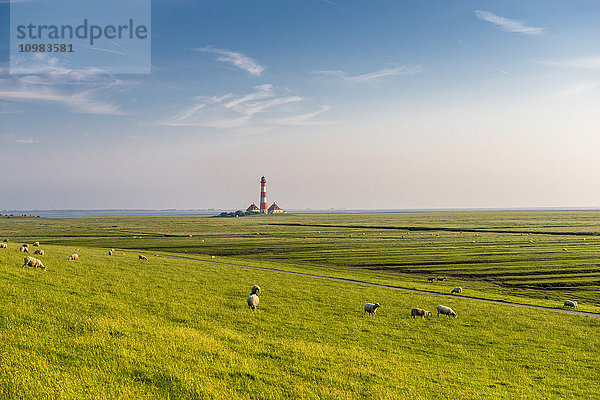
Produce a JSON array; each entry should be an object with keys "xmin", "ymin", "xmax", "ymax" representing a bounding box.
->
[
  {"xmin": 33, "ymin": 249, "xmax": 44, "ymax": 256},
  {"xmin": 247, "ymin": 294, "xmax": 259, "ymax": 311},
  {"xmin": 19, "ymin": 245, "xmax": 28, "ymax": 252},
  {"xmin": 562, "ymin": 248, "xmax": 568, "ymax": 252},
  {"xmin": 33, "ymin": 242, "xmax": 40, "ymax": 247},
  {"xmin": 436, "ymin": 277, "xmax": 446, "ymax": 282},
  {"xmin": 210, "ymin": 255, "xmax": 216, "ymax": 259},
  {"xmin": 139, "ymin": 255, "xmax": 148, "ymax": 260},
  {"xmin": 564, "ymin": 300, "xmax": 578, "ymax": 308},
  {"xmin": 68, "ymin": 254, "xmax": 79, "ymax": 261},
  {"xmin": 364, "ymin": 303, "xmax": 381, "ymax": 318},
  {"xmin": 451, "ymin": 287, "xmax": 463, "ymax": 295},
  {"xmin": 411, "ymin": 308, "xmax": 432, "ymax": 319},
  {"xmin": 251, "ymin": 285, "xmax": 261, "ymax": 295},
  {"xmin": 437, "ymin": 305, "xmax": 457, "ymax": 318},
  {"xmin": 23, "ymin": 256, "xmax": 46, "ymax": 271},
  {"xmin": 427, "ymin": 277, "xmax": 436, "ymax": 283},
  {"xmin": 2, "ymin": 239, "xmax": 8, "ymax": 242},
  {"xmin": 0, "ymin": 243, "xmax": 7, "ymax": 249},
  {"xmin": 108, "ymin": 251, "xmax": 113, "ymax": 256}
]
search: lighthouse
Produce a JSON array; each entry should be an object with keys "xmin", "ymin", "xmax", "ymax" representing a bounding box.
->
[{"xmin": 259, "ymin": 176, "xmax": 268, "ymax": 213}]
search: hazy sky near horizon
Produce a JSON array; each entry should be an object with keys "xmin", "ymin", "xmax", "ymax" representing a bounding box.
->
[{"xmin": 1, "ymin": 1, "xmax": 599, "ymax": 210}]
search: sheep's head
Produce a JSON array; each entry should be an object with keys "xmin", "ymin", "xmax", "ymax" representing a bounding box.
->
[
  {"xmin": 374, "ymin": 303, "xmax": 381, "ymax": 309},
  {"xmin": 451, "ymin": 311, "xmax": 457, "ymax": 318}
]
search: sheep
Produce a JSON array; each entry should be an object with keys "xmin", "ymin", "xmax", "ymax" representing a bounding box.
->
[
  {"xmin": 247, "ymin": 294, "xmax": 259, "ymax": 311},
  {"xmin": 0, "ymin": 243, "xmax": 7, "ymax": 249},
  {"xmin": 210, "ymin": 255, "xmax": 216, "ymax": 259},
  {"xmin": 564, "ymin": 300, "xmax": 578, "ymax": 308},
  {"xmin": 411, "ymin": 308, "xmax": 432, "ymax": 319},
  {"xmin": 139, "ymin": 255, "xmax": 148, "ymax": 260},
  {"xmin": 33, "ymin": 249, "xmax": 45, "ymax": 256},
  {"xmin": 436, "ymin": 277, "xmax": 446, "ymax": 282},
  {"xmin": 364, "ymin": 303, "xmax": 381, "ymax": 318},
  {"xmin": 33, "ymin": 242, "xmax": 40, "ymax": 247},
  {"xmin": 251, "ymin": 285, "xmax": 261, "ymax": 295},
  {"xmin": 22, "ymin": 256, "xmax": 46, "ymax": 271},
  {"xmin": 19, "ymin": 245, "xmax": 28, "ymax": 252},
  {"xmin": 108, "ymin": 251, "xmax": 113, "ymax": 256},
  {"xmin": 562, "ymin": 248, "xmax": 568, "ymax": 252},
  {"xmin": 427, "ymin": 277, "xmax": 436, "ymax": 283},
  {"xmin": 2, "ymin": 239, "xmax": 8, "ymax": 242},
  {"xmin": 451, "ymin": 287, "xmax": 463, "ymax": 295},
  {"xmin": 437, "ymin": 305, "xmax": 457, "ymax": 318},
  {"xmin": 68, "ymin": 254, "xmax": 79, "ymax": 261}
]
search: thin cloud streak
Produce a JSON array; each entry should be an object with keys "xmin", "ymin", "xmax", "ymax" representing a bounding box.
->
[
  {"xmin": 540, "ymin": 56, "xmax": 600, "ymax": 71},
  {"xmin": 158, "ymin": 84, "xmax": 329, "ymax": 132},
  {"xmin": 195, "ymin": 47, "xmax": 264, "ymax": 76},
  {"xmin": 315, "ymin": 65, "xmax": 422, "ymax": 82},
  {"xmin": 475, "ymin": 10, "xmax": 543, "ymax": 36},
  {"xmin": 0, "ymin": 73, "xmax": 129, "ymax": 115},
  {"xmin": 267, "ymin": 106, "xmax": 337, "ymax": 126}
]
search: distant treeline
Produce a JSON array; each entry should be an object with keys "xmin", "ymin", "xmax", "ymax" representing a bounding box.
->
[{"xmin": 217, "ymin": 210, "xmax": 255, "ymax": 218}]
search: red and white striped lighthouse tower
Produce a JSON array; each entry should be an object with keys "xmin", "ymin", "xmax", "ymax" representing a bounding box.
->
[{"xmin": 259, "ymin": 176, "xmax": 268, "ymax": 213}]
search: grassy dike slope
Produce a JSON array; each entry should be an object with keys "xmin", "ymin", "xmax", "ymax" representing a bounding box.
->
[{"xmin": 1, "ymin": 244, "xmax": 599, "ymax": 399}]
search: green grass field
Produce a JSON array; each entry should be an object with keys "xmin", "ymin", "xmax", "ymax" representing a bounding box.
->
[{"xmin": 1, "ymin": 212, "xmax": 599, "ymax": 398}]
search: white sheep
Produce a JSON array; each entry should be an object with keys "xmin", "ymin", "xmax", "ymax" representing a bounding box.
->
[
  {"xmin": 251, "ymin": 285, "xmax": 261, "ymax": 295},
  {"xmin": 108, "ymin": 250, "xmax": 113, "ymax": 256},
  {"xmin": 247, "ymin": 294, "xmax": 259, "ymax": 311},
  {"xmin": 364, "ymin": 303, "xmax": 381, "ymax": 318},
  {"xmin": 210, "ymin": 255, "xmax": 216, "ymax": 259},
  {"xmin": 33, "ymin": 242, "xmax": 40, "ymax": 247},
  {"xmin": 33, "ymin": 249, "xmax": 45, "ymax": 256},
  {"xmin": 437, "ymin": 305, "xmax": 457, "ymax": 318},
  {"xmin": 68, "ymin": 254, "xmax": 79, "ymax": 261},
  {"xmin": 19, "ymin": 245, "xmax": 29, "ymax": 252},
  {"xmin": 0, "ymin": 243, "xmax": 7, "ymax": 249},
  {"xmin": 562, "ymin": 248, "xmax": 568, "ymax": 252},
  {"xmin": 563, "ymin": 300, "xmax": 578, "ymax": 308},
  {"xmin": 23, "ymin": 256, "xmax": 46, "ymax": 271},
  {"xmin": 411, "ymin": 308, "xmax": 432, "ymax": 318},
  {"xmin": 451, "ymin": 287, "xmax": 462, "ymax": 295},
  {"xmin": 139, "ymin": 255, "xmax": 148, "ymax": 260}
]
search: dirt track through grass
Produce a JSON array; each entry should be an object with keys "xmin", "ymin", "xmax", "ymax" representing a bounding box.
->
[{"xmin": 163, "ymin": 255, "xmax": 600, "ymax": 319}]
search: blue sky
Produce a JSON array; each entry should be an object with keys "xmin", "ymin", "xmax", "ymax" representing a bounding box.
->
[{"xmin": 1, "ymin": 1, "xmax": 599, "ymax": 210}]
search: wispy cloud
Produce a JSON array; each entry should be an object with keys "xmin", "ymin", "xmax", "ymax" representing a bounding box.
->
[
  {"xmin": 315, "ymin": 65, "xmax": 422, "ymax": 83},
  {"xmin": 267, "ymin": 106, "xmax": 336, "ymax": 126},
  {"xmin": 195, "ymin": 47, "xmax": 264, "ymax": 76},
  {"xmin": 550, "ymin": 82, "xmax": 597, "ymax": 98},
  {"xmin": 540, "ymin": 56, "xmax": 600, "ymax": 71},
  {"xmin": 14, "ymin": 138, "xmax": 38, "ymax": 144},
  {"xmin": 0, "ymin": 69, "xmax": 131, "ymax": 115},
  {"xmin": 158, "ymin": 84, "xmax": 331, "ymax": 132},
  {"xmin": 475, "ymin": 10, "xmax": 543, "ymax": 36}
]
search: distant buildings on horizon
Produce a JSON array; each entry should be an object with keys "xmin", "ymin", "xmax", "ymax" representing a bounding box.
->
[{"xmin": 246, "ymin": 176, "xmax": 285, "ymax": 214}]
